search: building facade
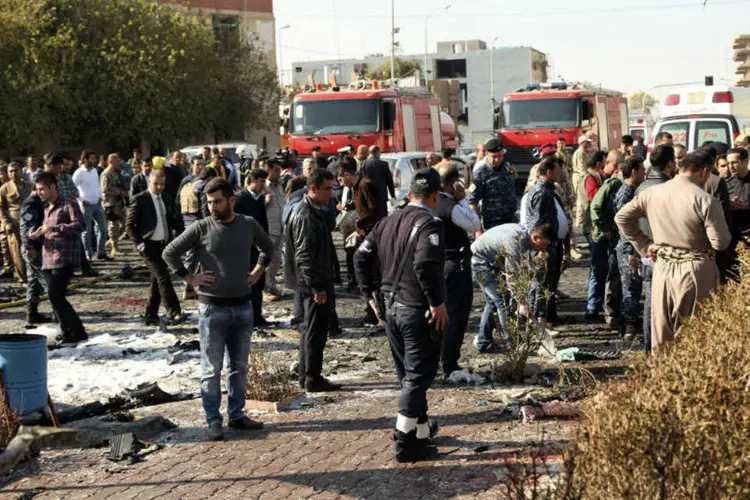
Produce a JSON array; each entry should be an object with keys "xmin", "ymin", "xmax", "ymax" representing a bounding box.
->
[
  {"xmin": 735, "ymin": 34, "xmax": 750, "ymax": 88},
  {"xmin": 289, "ymin": 40, "xmax": 548, "ymax": 146}
]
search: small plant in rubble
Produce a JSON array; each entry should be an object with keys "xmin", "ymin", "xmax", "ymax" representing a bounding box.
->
[
  {"xmin": 0, "ymin": 381, "xmax": 19, "ymax": 450},
  {"xmin": 245, "ymin": 346, "xmax": 298, "ymax": 402},
  {"xmin": 487, "ymin": 241, "xmax": 550, "ymax": 383}
]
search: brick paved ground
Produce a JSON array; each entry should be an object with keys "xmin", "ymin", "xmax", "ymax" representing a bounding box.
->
[{"xmin": 0, "ymin": 382, "xmax": 575, "ymax": 499}]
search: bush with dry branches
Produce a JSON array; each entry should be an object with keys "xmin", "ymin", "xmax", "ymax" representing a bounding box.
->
[
  {"xmin": 245, "ymin": 346, "xmax": 298, "ymax": 402},
  {"xmin": 554, "ymin": 244, "xmax": 750, "ymax": 498},
  {"xmin": 0, "ymin": 380, "xmax": 19, "ymax": 450}
]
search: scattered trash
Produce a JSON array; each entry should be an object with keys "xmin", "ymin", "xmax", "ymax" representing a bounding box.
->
[
  {"xmin": 107, "ymin": 432, "xmax": 162, "ymax": 464},
  {"xmin": 168, "ymin": 340, "xmax": 200, "ymax": 353},
  {"xmin": 438, "ymin": 447, "xmax": 460, "ymax": 457},
  {"xmin": 100, "ymin": 412, "xmax": 135, "ymax": 423},
  {"xmin": 541, "ymin": 401, "xmax": 581, "ymax": 419},
  {"xmin": 521, "ymin": 405, "xmax": 544, "ymax": 423},
  {"xmin": 361, "ymin": 354, "xmax": 377, "ymax": 363},
  {"xmin": 556, "ymin": 347, "xmax": 580, "ymax": 362},
  {"xmin": 473, "ymin": 399, "xmax": 489, "ymax": 407},
  {"xmin": 493, "ymin": 468, "xmax": 510, "ymax": 481},
  {"xmin": 446, "ymin": 368, "xmax": 488, "ymax": 386},
  {"xmin": 166, "ymin": 351, "xmax": 189, "ymax": 366},
  {"xmin": 536, "ymin": 328, "xmax": 557, "ymax": 358},
  {"xmin": 121, "ymin": 348, "xmax": 141, "ymax": 357},
  {"xmin": 473, "ymin": 445, "xmax": 490, "ymax": 453}
]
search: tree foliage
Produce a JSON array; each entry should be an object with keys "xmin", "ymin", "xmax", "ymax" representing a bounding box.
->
[
  {"xmin": 366, "ymin": 58, "xmax": 422, "ymax": 81},
  {"xmin": 629, "ymin": 91, "xmax": 658, "ymax": 112},
  {"xmin": 0, "ymin": 0, "xmax": 278, "ymax": 150}
]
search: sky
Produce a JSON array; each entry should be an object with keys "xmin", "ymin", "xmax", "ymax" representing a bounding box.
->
[{"xmin": 273, "ymin": 0, "xmax": 750, "ymax": 98}]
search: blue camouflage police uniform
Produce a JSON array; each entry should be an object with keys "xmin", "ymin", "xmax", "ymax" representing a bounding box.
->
[
  {"xmin": 613, "ymin": 183, "xmax": 642, "ymax": 337},
  {"xmin": 20, "ymin": 192, "xmax": 47, "ymax": 312},
  {"xmin": 467, "ymin": 159, "xmax": 517, "ymax": 230}
]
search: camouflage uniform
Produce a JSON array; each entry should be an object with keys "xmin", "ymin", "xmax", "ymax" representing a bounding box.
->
[
  {"xmin": 467, "ymin": 160, "xmax": 517, "ymax": 230},
  {"xmin": 100, "ymin": 166, "xmax": 127, "ymax": 252},
  {"xmin": 572, "ymin": 148, "xmax": 592, "ymax": 229},
  {"xmin": 613, "ymin": 183, "xmax": 642, "ymax": 334}
]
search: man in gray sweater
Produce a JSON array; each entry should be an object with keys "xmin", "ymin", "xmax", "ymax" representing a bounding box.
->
[{"xmin": 163, "ymin": 178, "xmax": 275, "ymax": 441}]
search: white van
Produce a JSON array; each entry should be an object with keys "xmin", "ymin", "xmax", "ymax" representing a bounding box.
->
[{"xmin": 650, "ymin": 85, "xmax": 750, "ymax": 151}]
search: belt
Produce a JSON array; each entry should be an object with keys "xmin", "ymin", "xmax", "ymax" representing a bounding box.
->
[{"xmin": 657, "ymin": 246, "xmax": 715, "ymax": 263}]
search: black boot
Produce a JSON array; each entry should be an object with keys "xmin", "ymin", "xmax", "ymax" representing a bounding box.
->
[
  {"xmin": 25, "ymin": 305, "xmax": 52, "ymax": 328},
  {"xmin": 394, "ymin": 430, "xmax": 438, "ymax": 463}
]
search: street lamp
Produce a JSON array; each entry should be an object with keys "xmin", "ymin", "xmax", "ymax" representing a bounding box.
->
[
  {"xmin": 424, "ymin": 4, "xmax": 452, "ymax": 84},
  {"xmin": 277, "ymin": 24, "xmax": 291, "ymax": 86}
]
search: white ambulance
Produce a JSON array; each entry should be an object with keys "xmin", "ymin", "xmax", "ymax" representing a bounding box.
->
[{"xmin": 650, "ymin": 85, "xmax": 750, "ymax": 151}]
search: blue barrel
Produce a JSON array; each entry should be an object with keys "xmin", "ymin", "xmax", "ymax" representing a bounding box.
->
[{"xmin": 0, "ymin": 334, "xmax": 48, "ymax": 415}]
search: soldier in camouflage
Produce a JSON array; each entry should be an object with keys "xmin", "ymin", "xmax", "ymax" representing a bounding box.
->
[
  {"xmin": 468, "ymin": 138, "xmax": 517, "ymax": 231},
  {"xmin": 100, "ymin": 154, "xmax": 128, "ymax": 255},
  {"xmin": 572, "ymin": 135, "xmax": 594, "ymax": 230},
  {"xmin": 613, "ymin": 157, "xmax": 646, "ymax": 341}
]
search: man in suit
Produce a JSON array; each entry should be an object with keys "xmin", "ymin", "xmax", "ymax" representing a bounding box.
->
[
  {"xmin": 235, "ymin": 168, "xmax": 271, "ymax": 327},
  {"xmin": 126, "ymin": 169, "xmax": 184, "ymax": 326},
  {"xmin": 359, "ymin": 146, "xmax": 395, "ymax": 216},
  {"xmin": 129, "ymin": 157, "xmax": 153, "ymax": 199}
]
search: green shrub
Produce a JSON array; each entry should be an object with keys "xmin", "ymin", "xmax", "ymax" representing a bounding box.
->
[{"xmin": 557, "ymin": 246, "xmax": 750, "ymax": 498}]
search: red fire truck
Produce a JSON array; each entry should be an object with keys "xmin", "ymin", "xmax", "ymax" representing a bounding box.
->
[
  {"xmin": 281, "ymin": 81, "xmax": 455, "ymax": 156},
  {"xmin": 497, "ymin": 82, "xmax": 629, "ymax": 176}
]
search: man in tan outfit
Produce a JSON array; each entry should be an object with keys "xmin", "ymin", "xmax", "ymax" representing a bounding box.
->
[
  {"xmin": 616, "ymin": 150, "xmax": 731, "ymax": 350},
  {"xmin": 0, "ymin": 161, "xmax": 32, "ymax": 282},
  {"xmin": 100, "ymin": 154, "xmax": 128, "ymax": 255},
  {"xmin": 572, "ymin": 135, "xmax": 594, "ymax": 230}
]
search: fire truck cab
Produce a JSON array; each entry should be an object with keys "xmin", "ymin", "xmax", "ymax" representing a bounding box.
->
[
  {"xmin": 651, "ymin": 85, "xmax": 750, "ymax": 151},
  {"xmin": 498, "ymin": 82, "xmax": 628, "ymax": 177},
  {"xmin": 282, "ymin": 80, "xmax": 453, "ymax": 157}
]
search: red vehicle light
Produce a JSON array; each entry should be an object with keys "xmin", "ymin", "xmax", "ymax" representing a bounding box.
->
[
  {"xmin": 664, "ymin": 94, "xmax": 680, "ymax": 106},
  {"xmin": 712, "ymin": 91, "xmax": 734, "ymax": 103},
  {"xmin": 637, "ymin": 119, "xmax": 643, "ymax": 124}
]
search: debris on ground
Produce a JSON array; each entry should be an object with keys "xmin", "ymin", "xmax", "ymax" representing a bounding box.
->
[
  {"xmin": 107, "ymin": 433, "xmax": 162, "ymax": 464},
  {"xmin": 541, "ymin": 401, "xmax": 581, "ymax": 419},
  {"xmin": 168, "ymin": 340, "xmax": 200, "ymax": 352},
  {"xmin": 521, "ymin": 405, "xmax": 544, "ymax": 423},
  {"xmin": 556, "ymin": 347, "xmax": 580, "ymax": 362},
  {"xmin": 446, "ymin": 368, "xmax": 488, "ymax": 386}
]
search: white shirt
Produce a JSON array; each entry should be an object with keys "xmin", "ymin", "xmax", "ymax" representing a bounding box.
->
[
  {"xmin": 519, "ymin": 193, "xmax": 529, "ymax": 226},
  {"xmin": 72, "ymin": 166, "xmax": 103, "ymax": 205},
  {"xmin": 554, "ymin": 197, "xmax": 569, "ymax": 240},
  {"xmin": 149, "ymin": 191, "xmax": 167, "ymax": 242},
  {"xmin": 451, "ymin": 199, "xmax": 482, "ymax": 233}
]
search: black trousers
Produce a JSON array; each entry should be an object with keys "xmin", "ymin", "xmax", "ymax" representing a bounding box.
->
[
  {"xmin": 143, "ymin": 241, "xmax": 181, "ymax": 319},
  {"xmin": 43, "ymin": 265, "xmax": 86, "ymax": 340},
  {"xmin": 251, "ymin": 274, "xmax": 265, "ymax": 322},
  {"xmin": 299, "ymin": 288, "xmax": 332, "ymax": 385},
  {"xmin": 345, "ymin": 247, "xmax": 357, "ymax": 286},
  {"xmin": 542, "ymin": 241, "xmax": 564, "ymax": 318},
  {"xmin": 386, "ymin": 304, "xmax": 440, "ymax": 418},
  {"xmin": 441, "ymin": 260, "xmax": 473, "ymax": 373}
]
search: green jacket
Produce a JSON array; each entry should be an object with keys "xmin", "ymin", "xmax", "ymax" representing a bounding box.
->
[{"xmin": 590, "ymin": 173, "xmax": 623, "ymax": 244}]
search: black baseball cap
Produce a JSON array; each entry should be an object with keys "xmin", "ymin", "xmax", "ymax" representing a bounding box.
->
[
  {"xmin": 411, "ymin": 167, "xmax": 441, "ymax": 191},
  {"xmin": 485, "ymin": 138, "xmax": 504, "ymax": 153},
  {"xmin": 312, "ymin": 145, "xmax": 321, "ymax": 152}
]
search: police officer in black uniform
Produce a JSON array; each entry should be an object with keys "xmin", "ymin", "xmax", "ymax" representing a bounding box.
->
[
  {"xmin": 436, "ymin": 163, "xmax": 482, "ymax": 376},
  {"xmin": 354, "ymin": 167, "xmax": 447, "ymax": 463},
  {"xmin": 20, "ymin": 188, "xmax": 52, "ymax": 328}
]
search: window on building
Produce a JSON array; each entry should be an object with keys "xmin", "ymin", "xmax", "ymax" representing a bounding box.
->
[
  {"xmin": 458, "ymin": 83, "xmax": 469, "ymax": 124},
  {"xmin": 212, "ymin": 15, "xmax": 241, "ymax": 53},
  {"xmin": 435, "ymin": 59, "xmax": 467, "ymax": 79}
]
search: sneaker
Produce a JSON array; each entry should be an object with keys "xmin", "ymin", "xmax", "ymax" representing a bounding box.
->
[
  {"xmin": 170, "ymin": 314, "xmax": 185, "ymax": 325},
  {"xmin": 228, "ymin": 416, "xmax": 264, "ymax": 430},
  {"xmin": 96, "ymin": 254, "xmax": 114, "ymax": 262},
  {"xmin": 26, "ymin": 312, "xmax": 53, "ymax": 327},
  {"xmin": 477, "ymin": 343, "xmax": 504, "ymax": 354},
  {"xmin": 584, "ymin": 310, "xmax": 600, "ymax": 321},
  {"xmin": 208, "ymin": 422, "xmax": 224, "ymax": 441},
  {"xmin": 305, "ymin": 378, "xmax": 342, "ymax": 393}
]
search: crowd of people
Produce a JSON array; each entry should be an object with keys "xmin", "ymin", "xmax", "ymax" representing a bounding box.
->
[{"xmin": 1, "ymin": 130, "xmax": 748, "ymax": 461}]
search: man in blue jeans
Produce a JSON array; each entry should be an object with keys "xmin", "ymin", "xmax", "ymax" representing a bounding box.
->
[
  {"xmin": 72, "ymin": 150, "xmax": 110, "ymax": 261},
  {"xmin": 470, "ymin": 223, "xmax": 553, "ymax": 353},
  {"xmin": 163, "ymin": 177, "xmax": 275, "ymax": 441}
]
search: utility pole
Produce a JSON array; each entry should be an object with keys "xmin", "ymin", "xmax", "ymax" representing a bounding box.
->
[
  {"xmin": 390, "ymin": 0, "xmax": 395, "ymax": 82},
  {"xmin": 490, "ymin": 37, "xmax": 498, "ymax": 133}
]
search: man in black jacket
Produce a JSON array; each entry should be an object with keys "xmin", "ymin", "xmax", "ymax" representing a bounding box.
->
[
  {"xmin": 129, "ymin": 158, "xmax": 153, "ymax": 199},
  {"xmin": 285, "ymin": 168, "xmax": 341, "ymax": 393},
  {"xmin": 359, "ymin": 146, "xmax": 395, "ymax": 216},
  {"xmin": 126, "ymin": 169, "xmax": 184, "ymax": 325},
  {"xmin": 354, "ymin": 167, "xmax": 447, "ymax": 463},
  {"xmin": 235, "ymin": 168, "xmax": 271, "ymax": 327}
]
